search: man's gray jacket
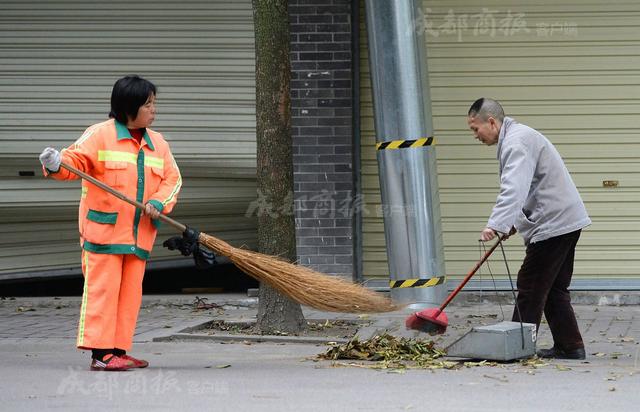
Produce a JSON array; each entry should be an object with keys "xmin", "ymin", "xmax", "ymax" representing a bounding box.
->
[{"xmin": 487, "ymin": 117, "xmax": 591, "ymax": 245}]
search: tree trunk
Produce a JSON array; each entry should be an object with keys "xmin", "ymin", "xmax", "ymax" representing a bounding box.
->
[{"xmin": 253, "ymin": 0, "xmax": 305, "ymax": 334}]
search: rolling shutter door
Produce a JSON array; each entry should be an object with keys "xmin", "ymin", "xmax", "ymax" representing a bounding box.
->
[
  {"xmin": 0, "ymin": 0, "xmax": 257, "ymax": 279},
  {"xmin": 360, "ymin": 0, "xmax": 640, "ymax": 289}
]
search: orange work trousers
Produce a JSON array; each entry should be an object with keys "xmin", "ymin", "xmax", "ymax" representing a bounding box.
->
[{"xmin": 76, "ymin": 250, "xmax": 146, "ymax": 351}]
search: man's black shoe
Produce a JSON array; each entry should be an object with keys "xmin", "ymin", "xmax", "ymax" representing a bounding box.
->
[{"xmin": 536, "ymin": 346, "xmax": 586, "ymax": 360}]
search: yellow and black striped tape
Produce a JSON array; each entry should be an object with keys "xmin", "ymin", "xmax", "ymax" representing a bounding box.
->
[
  {"xmin": 390, "ymin": 275, "xmax": 445, "ymax": 289},
  {"xmin": 376, "ymin": 136, "xmax": 435, "ymax": 151}
]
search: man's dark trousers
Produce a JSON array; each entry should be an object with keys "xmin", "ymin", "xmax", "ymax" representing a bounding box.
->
[{"xmin": 512, "ymin": 229, "xmax": 584, "ymax": 351}]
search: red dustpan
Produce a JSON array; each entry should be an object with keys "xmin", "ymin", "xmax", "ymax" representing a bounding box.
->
[{"xmin": 405, "ymin": 236, "xmax": 506, "ymax": 335}]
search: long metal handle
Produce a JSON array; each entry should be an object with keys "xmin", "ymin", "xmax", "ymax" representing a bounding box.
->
[
  {"xmin": 436, "ymin": 235, "xmax": 506, "ymax": 313},
  {"xmin": 58, "ymin": 162, "xmax": 187, "ymax": 233}
]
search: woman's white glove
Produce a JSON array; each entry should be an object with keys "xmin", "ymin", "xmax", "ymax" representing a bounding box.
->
[{"xmin": 39, "ymin": 147, "xmax": 61, "ymax": 172}]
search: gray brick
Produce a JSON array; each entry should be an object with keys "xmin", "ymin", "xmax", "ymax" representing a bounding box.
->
[
  {"xmin": 299, "ymin": 182, "xmax": 335, "ymax": 191},
  {"xmin": 318, "ymin": 116, "xmax": 351, "ymax": 126},
  {"xmin": 334, "ymin": 126, "xmax": 352, "ymax": 136},
  {"xmin": 293, "ymin": 135, "xmax": 319, "ymax": 145},
  {"xmin": 299, "ymin": 52, "xmax": 333, "ymax": 60},
  {"xmin": 318, "ymin": 136, "xmax": 350, "ymax": 145},
  {"xmin": 299, "ymin": 255, "xmax": 335, "ymax": 265},
  {"xmin": 334, "ymin": 236, "xmax": 353, "ymax": 246},
  {"xmin": 299, "ymin": 33, "xmax": 333, "ymax": 42},
  {"xmin": 299, "ymin": 88, "xmax": 334, "ymax": 99},
  {"xmin": 335, "ymin": 218, "xmax": 352, "ymax": 227},
  {"xmin": 294, "ymin": 173, "xmax": 319, "ymax": 182},
  {"xmin": 317, "ymin": 61, "xmax": 351, "ymax": 70},
  {"xmin": 289, "ymin": 5, "xmax": 317, "ymax": 15},
  {"xmin": 324, "ymin": 172, "xmax": 351, "ymax": 182},
  {"xmin": 318, "ymin": 98, "xmax": 351, "ymax": 107},
  {"xmin": 317, "ymin": 79, "xmax": 351, "ymax": 87},
  {"xmin": 295, "ymin": 228, "xmax": 320, "ymax": 237},
  {"xmin": 300, "ymin": 126, "xmax": 333, "ymax": 136},
  {"xmin": 291, "ymin": 79, "xmax": 318, "ymax": 88},
  {"xmin": 333, "ymin": 14, "xmax": 349, "ymax": 23},
  {"xmin": 334, "ymin": 88, "xmax": 352, "ymax": 98},
  {"xmin": 335, "ymin": 255, "xmax": 354, "ymax": 264},
  {"xmin": 292, "ymin": 116, "xmax": 319, "ymax": 126},
  {"xmin": 291, "ymin": 24, "xmax": 317, "ymax": 33},
  {"xmin": 296, "ymin": 246, "xmax": 319, "ymax": 255},
  {"xmin": 334, "ymin": 108, "xmax": 352, "ymax": 116},
  {"xmin": 317, "ymin": 24, "xmax": 350, "ymax": 33},
  {"xmin": 291, "ymin": 43, "xmax": 317, "ymax": 52},
  {"xmin": 293, "ymin": 153, "xmax": 319, "ymax": 161},
  {"xmin": 333, "ymin": 33, "xmax": 351, "ymax": 42},
  {"xmin": 333, "ymin": 70, "xmax": 351, "ymax": 79},
  {"xmin": 316, "ymin": 246, "xmax": 351, "ymax": 256},
  {"xmin": 292, "ymin": 61, "xmax": 317, "ymax": 71},
  {"xmin": 334, "ymin": 164, "xmax": 352, "ymax": 172},
  {"xmin": 319, "ymin": 154, "xmax": 351, "ymax": 163},
  {"xmin": 316, "ymin": 264, "xmax": 353, "ymax": 274},
  {"xmin": 299, "ymin": 14, "xmax": 333, "ymax": 23},
  {"xmin": 318, "ymin": 227, "xmax": 351, "ymax": 237},
  {"xmin": 317, "ymin": 43, "xmax": 351, "ymax": 52},
  {"xmin": 317, "ymin": 5, "xmax": 349, "ymax": 14},
  {"xmin": 335, "ymin": 182, "xmax": 353, "ymax": 191},
  {"xmin": 334, "ymin": 145, "xmax": 352, "ymax": 155},
  {"xmin": 292, "ymin": 98, "xmax": 318, "ymax": 108},
  {"xmin": 300, "ymin": 145, "xmax": 334, "ymax": 155},
  {"xmin": 297, "ymin": 218, "xmax": 335, "ymax": 228},
  {"xmin": 296, "ymin": 164, "xmax": 334, "ymax": 173},
  {"xmin": 298, "ymin": 237, "xmax": 335, "ymax": 246}
]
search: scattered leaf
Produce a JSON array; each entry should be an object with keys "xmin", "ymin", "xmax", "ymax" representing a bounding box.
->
[
  {"xmin": 555, "ymin": 365, "xmax": 572, "ymax": 371},
  {"xmin": 593, "ymin": 352, "xmax": 606, "ymax": 357},
  {"xmin": 216, "ymin": 364, "xmax": 231, "ymax": 369},
  {"xmin": 609, "ymin": 387, "xmax": 616, "ymax": 392}
]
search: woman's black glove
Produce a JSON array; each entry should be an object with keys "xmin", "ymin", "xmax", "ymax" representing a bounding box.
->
[{"xmin": 163, "ymin": 226, "xmax": 217, "ymax": 269}]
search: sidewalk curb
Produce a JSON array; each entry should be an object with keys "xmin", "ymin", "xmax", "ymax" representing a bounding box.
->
[{"xmin": 153, "ymin": 332, "xmax": 348, "ymax": 345}]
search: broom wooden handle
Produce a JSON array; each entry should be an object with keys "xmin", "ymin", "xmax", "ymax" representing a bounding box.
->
[{"xmin": 58, "ymin": 162, "xmax": 187, "ymax": 234}]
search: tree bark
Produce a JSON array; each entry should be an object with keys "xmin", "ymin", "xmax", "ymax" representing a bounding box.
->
[{"xmin": 253, "ymin": 0, "xmax": 305, "ymax": 334}]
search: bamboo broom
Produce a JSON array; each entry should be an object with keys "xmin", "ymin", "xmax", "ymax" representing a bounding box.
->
[{"xmin": 58, "ymin": 162, "xmax": 398, "ymax": 313}]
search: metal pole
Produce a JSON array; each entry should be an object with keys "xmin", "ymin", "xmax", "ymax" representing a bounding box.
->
[{"xmin": 364, "ymin": 0, "xmax": 446, "ymax": 308}]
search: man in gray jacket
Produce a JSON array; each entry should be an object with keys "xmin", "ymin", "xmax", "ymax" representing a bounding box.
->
[{"xmin": 467, "ymin": 98, "xmax": 591, "ymax": 360}]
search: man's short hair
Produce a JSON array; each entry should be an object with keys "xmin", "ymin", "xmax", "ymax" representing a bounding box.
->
[
  {"xmin": 109, "ymin": 75, "xmax": 157, "ymax": 124},
  {"xmin": 468, "ymin": 98, "xmax": 504, "ymax": 122}
]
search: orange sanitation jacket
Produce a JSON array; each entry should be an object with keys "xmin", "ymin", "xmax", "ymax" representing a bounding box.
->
[{"xmin": 47, "ymin": 119, "xmax": 182, "ymax": 259}]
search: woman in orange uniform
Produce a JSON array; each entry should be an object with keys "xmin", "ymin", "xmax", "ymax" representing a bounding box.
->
[{"xmin": 39, "ymin": 75, "xmax": 182, "ymax": 371}]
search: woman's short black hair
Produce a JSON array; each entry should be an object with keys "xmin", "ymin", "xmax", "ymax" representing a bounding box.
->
[{"xmin": 109, "ymin": 75, "xmax": 157, "ymax": 124}]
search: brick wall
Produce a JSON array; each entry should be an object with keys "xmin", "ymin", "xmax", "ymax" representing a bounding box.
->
[{"xmin": 289, "ymin": 0, "xmax": 354, "ymax": 278}]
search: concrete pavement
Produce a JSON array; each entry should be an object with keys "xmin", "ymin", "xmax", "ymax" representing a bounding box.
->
[{"xmin": 0, "ymin": 293, "xmax": 638, "ymax": 411}]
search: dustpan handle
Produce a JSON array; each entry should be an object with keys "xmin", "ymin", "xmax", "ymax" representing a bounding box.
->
[
  {"xmin": 438, "ymin": 235, "xmax": 507, "ymax": 312},
  {"xmin": 58, "ymin": 162, "xmax": 187, "ymax": 234}
]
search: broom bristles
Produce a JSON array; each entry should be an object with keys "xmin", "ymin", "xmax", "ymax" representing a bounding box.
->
[{"xmin": 199, "ymin": 232, "xmax": 398, "ymax": 313}]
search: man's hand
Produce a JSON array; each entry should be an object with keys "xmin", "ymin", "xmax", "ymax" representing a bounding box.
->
[
  {"xmin": 144, "ymin": 202, "xmax": 161, "ymax": 219},
  {"xmin": 480, "ymin": 227, "xmax": 498, "ymax": 242},
  {"xmin": 39, "ymin": 147, "xmax": 61, "ymax": 172}
]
